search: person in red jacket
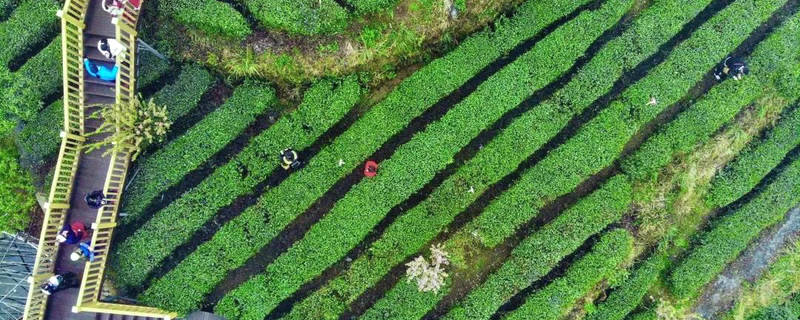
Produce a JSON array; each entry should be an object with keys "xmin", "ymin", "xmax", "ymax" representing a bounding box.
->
[{"xmin": 364, "ymin": 160, "xmax": 379, "ymax": 177}]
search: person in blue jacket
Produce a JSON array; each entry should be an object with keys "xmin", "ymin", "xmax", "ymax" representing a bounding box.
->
[{"xmin": 84, "ymin": 58, "xmax": 118, "ymax": 82}]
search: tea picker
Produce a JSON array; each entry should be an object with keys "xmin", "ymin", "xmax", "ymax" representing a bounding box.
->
[
  {"xmin": 39, "ymin": 272, "xmax": 80, "ymax": 295},
  {"xmin": 714, "ymin": 56, "xmax": 749, "ymax": 81},
  {"xmin": 280, "ymin": 148, "xmax": 302, "ymax": 170}
]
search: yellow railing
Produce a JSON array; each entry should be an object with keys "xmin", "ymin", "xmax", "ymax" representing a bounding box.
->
[
  {"xmin": 22, "ymin": 0, "xmax": 88, "ymax": 319},
  {"xmin": 24, "ymin": 0, "xmax": 175, "ymax": 319}
]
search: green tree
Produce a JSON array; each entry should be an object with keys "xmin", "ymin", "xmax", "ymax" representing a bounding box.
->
[{"xmin": 0, "ymin": 136, "xmax": 35, "ymax": 232}]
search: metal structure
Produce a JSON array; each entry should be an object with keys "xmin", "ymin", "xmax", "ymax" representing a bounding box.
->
[{"xmin": 0, "ymin": 232, "xmax": 38, "ymax": 320}]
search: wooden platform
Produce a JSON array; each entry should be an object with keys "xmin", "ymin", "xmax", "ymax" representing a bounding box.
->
[{"xmin": 41, "ymin": 1, "xmax": 160, "ymax": 319}]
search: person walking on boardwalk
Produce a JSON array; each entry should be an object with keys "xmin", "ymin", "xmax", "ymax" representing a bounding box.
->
[
  {"xmin": 56, "ymin": 222, "xmax": 90, "ymax": 245},
  {"xmin": 70, "ymin": 242, "xmax": 96, "ymax": 262},
  {"xmin": 85, "ymin": 190, "xmax": 108, "ymax": 209},
  {"xmin": 97, "ymin": 38, "xmax": 127, "ymax": 60},
  {"xmin": 84, "ymin": 58, "xmax": 119, "ymax": 82},
  {"xmin": 40, "ymin": 272, "xmax": 80, "ymax": 295}
]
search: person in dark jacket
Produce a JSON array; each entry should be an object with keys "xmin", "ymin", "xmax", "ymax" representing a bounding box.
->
[
  {"xmin": 714, "ymin": 56, "xmax": 749, "ymax": 81},
  {"xmin": 40, "ymin": 272, "xmax": 80, "ymax": 295},
  {"xmin": 85, "ymin": 190, "xmax": 107, "ymax": 209},
  {"xmin": 280, "ymin": 148, "xmax": 301, "ymax": 170},
  {"xmin": 84, "ymin": 58, "xmax": 119, "ymax": 82}
]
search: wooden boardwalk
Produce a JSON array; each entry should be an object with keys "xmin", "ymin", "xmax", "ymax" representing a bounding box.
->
[{"xmin": 40, "ymin": 1, "xmax": 158, "ymax": 319}]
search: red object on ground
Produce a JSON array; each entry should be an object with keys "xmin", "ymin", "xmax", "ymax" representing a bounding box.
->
[
  {"xmin": 127, "ymin": 0, "xmax": 141, "ymax": 9},
  {"xmin": 364, "ymin": 160, "xmax": 379, "ymax": 177},
  {"xmin": 70, "ymin": 221, "xmax": 90, "ymax": 241}
]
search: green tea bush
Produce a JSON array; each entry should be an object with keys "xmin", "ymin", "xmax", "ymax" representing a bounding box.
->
[
  {"xmin": 120, "ymin": 77, "xmax": 257, "ymax": 226},
  {"xmin": 587, "ymin": 250, "xmax": 669, "ymax": 320},
  {"xmin": 114, "ymin": 78, "xmax": 359, "ymax": 292},
  {"xmin": 622, "ymin": 13, "xmax": 800, "ymax": 182},
  {"xmin": 0, "ymin": 36, "xmax": 60, "ymax": 122},
  {"xmin": 368, "ymin": 0, "xmax": 787, "ymax": 315},
  {"xmin": 136, "ymin": 53, "xmax": 171, "ymax": 90},
  {"xmin": 288, "ymin": 0, "xmax": 716, "ymax": 316},
  {"xmin": 506, "ymin": 229, "xmax": 633, "ymax": 320},
  {"xmin": 669, "ymin": 157, "xmax": 800, "ymax": 299},
  {"xmin": 243, "ymin": 0, "xmax": 348, "ymax": 36},
  {"xmin": 15, "ymin": 100, "xmax": 61, "ymax": 170},
  {"xmin": 429, "ymin": 176, "xmax": 632, "ymax": 320},
  {"xmin": 138, "ymin": 0, "xmax": 595, "ymax": 312},
  {"xmin": 706, "ymin": 105, "xmax": 800, "ymax": 208},
  {"xmin": 151, "ymin": 64, "xmax": 213, "ymax": 120},
  {"xmin": 0, "ymin": 0, "xmax": 19, "ymax": 21},
  {"xmin": 162, "ymin": 0, "xmax": 251, "ymax": 39},
  {"xmin": 214, "ymin": 2, "xmax": 630, "ymax": 318},
  {"xmin": 0, "ymin": 137, "xmax": 35, "ymax": 232},
  {"xmin": 0, "ymin": 0, "xmax": 57, "ymax": 68},
  {"xmin": 465, "ymin": 0, "xmax": 787, "ymax": 248}
]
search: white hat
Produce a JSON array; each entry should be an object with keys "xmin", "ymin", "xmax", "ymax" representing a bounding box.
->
[
  {"xmin": 56, "ymin": 234, "xmax": 67, "ymax": 243},
  {"xmin": 70, "ymin": 251, "xmax": 82, "ymax": 261}
]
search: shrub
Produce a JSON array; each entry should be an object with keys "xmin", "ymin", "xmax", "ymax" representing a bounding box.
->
[
  {"xmin": 84, "ymin": 96, "xmax": 172, "ymax": 161},
  {"xmin": 138, "ymin": 0, "xmax": 595, "ymax": 312},
  {"xmin": 0, "ymin": 0, "xmax": 19, "ymax": 21},
  {"xmin": 213, "ymin": 1, "xmax": 632, "ymax": 318},
  {"xmin": 136, "ymin": 53, "xmax": 170, "ymax": 90},
  {"xmin": 347, "ymin": 0, "xmax": 400, "ymax": 14},
  {"xmin": 0, "ymin": 136, "xmax": 35, "ymax": 232},
  {"xmin": 506, "ymin": 229, "xmax": 633, "ymax": 320},
  {"xmin": 367, "ymin": 0, "xmax": 788, "ymax": 316},
  {"xmin": 288, "ymin": 0, "xmax": 718, "ymax": 315},
  {"xmin": 0, "ymin": 36, "xmax": 60, "ymax": 122},
  {"xmin": 162, "ymin": 0, "xmax": 251, "ymax": 39},
  {"xmin": 114, "ymin": 78, "xmax": 358, "ymax": 293},
  {"xmin": 150, "ymin": 64, "xmax": 213, "ymax": 120},
  {"xmin": 15, "ymin": 100, "xmax": 61, "ymax": 170},
  {"xmin": 243, "ymin": 0, "xmax": 348, "ymax": 36},
  {"xmin": 706, "ymin": 105, "xmax": 800, "ymax": 208},
  {"xmin": 668, "ymin": 156, "xmax": 800, "ymax": 300},
  {"xmin": 0, "ymin": 0, "xmax": 58, "ymax": 68},
  {"xmin": 587, "ymin": 250, "xmax": 669, "ymax": 320}
]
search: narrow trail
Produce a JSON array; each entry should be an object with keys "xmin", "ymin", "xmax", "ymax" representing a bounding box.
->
[
  {"xmin": 693, "ymin": 206, "xmax": 800, "ymax": 319},
  {"xmin": 342, "ymin": 0, "xmax": 735, "ymax": 316},
  {"xmin": 200, "ymin": 0, "xmax": 611, "ymax": 310},
  {"xmin": 264, "ymin": 1, "xmax": 637, "ymax": 317},
  {"xmin": 425, "ymin": 3, "xmax": 799, "ymax": 316}
]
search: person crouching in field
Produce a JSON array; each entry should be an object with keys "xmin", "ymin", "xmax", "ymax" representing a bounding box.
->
[{"xmin": 714, "ymin": 56, "xmax": 749, "ymax": 81}]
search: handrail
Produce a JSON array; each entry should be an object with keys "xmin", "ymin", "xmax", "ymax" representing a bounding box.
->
[
  {"xmin": 22, "ymin": 0, "xmax": 89, "ymax": 319},
  {"xmin": 23, "ymin": 0, "xmax": 175, "ymax": 319}
]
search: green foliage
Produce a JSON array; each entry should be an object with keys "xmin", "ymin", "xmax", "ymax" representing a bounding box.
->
[
  {"xmin": 150, "ymin": 65, "xmax": 213, "ymax": 121},
  {"xmin": 347, "ymin": 0, "xmax": 400, "ymax": 15},
  {"xmin": 0, "ymin": 137, "xmax": 35, "ymax": 232},
  {"xmin": 464, "ymin": 0, "xmax": 787, "ymax": 248},
  {"xmin": 367, "ymin": 0, "xmax": 786, "ymax": 316},
  {"xmin": 136, "ymin": 53, "xmax": 171, "ymax": 90},
  {"xmin": 243, "ymin": 0, "xmax": 348, "ymax": 36},
  {"xmin": 84, "ymin": 96, "xmax": 172, "ymax": 161},
  {"xmin": 622, "ymin": 13, "xmax": 800, "ymax": 182},
  {"xmin": 669, "ymin": 157, "xmax": 800, "ymax": 299},
  {"xmin": 587, "ymin": 250, "xmax": 669, "ymax": 320},
  {"xmin": 163, "ymin": 0, "xmax": 251, "ymax": 39},
  {"xmin": 706, "ymin": 105, "xmax": 800, "ymax": 208},
  {"xmin": 428, "ymin": 176, "xmax": 632, "ymax": 320},
  {"xmin": 0, "ymin": 0, "xmax": 58, "ymax": 68},
  {"xmin": 747, "ymin": 305, "xmax": 798, "ymax": 320},
  {"xmin": 141, "ymin": 0, "xmax": 599, "ymax": 313},
  {"xmin": 215, "ymin": 1, "xmax": 631, "ymax": 318},
  {"xmin": 120, "ymin": 79, "xmax": 255, "ymax": 225},
  {"xmin": 506, "ymin": 229, "xmax": 633, "ymax": 320},
  {"xmin": 115, "ymin": 78, "xmax": 358, "ymax": 300},
  {"xmin": 0, "ymin": 36, "xmax": 60, "ymax": 123},
  {"xmin": 0, "ymin": 0, "xmax": 19, "ymax": 21},
  {"xmin": 15, "ymin": 100, "xmax": 61, "ymax": 170}
]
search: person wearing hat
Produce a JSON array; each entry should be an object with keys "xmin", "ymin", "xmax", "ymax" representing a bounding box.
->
[
  {"xmin": 280, "ymin": 148, "xmax": 301, "ymax": 170},
  {"xmin": 40, "ymin": 272, "xmax": 79, "ymax": 295},
  {"xmin": 70, "ymin": 242, "xmax": 96, "ymax": 262},
  {"xmin": 85, "ymin": 190, "xmax": 108, "ymax": 209},
  {"xmin": 56, "ymin": 222, "xmax": 89, "ymax": 245},
  {"xmin": 97, "ymin": 38, "xmax": 127, "ymax": 60}
]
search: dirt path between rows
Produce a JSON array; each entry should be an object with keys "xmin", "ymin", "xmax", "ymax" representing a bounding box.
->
[{"xmin": 693, "ymin": 206, "xmax": 800, "ymax": 319}]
